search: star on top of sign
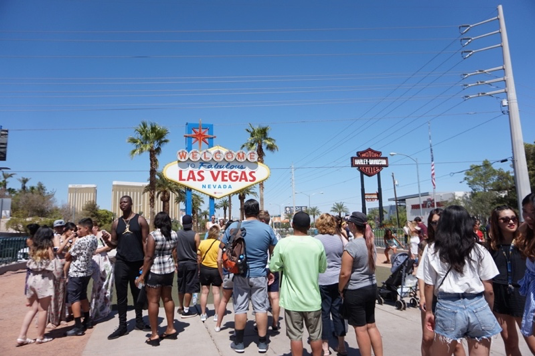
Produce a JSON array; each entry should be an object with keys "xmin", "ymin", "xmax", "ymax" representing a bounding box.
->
[{"xmin": 184, "ymin": 119, "xmax": 216, "ymax": 151}]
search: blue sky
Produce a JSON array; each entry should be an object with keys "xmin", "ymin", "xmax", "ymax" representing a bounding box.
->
[{"xmin": 1, "ymin": 0, "xmax": 534, "ymax": 218}]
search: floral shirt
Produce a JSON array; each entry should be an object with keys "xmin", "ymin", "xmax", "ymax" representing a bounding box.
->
[{"xmin": 69, "ymin": 235, "xmax": 98, "ymax": 278}]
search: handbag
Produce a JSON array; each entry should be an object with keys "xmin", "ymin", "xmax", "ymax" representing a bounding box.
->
[{"xmin": 136, "ymin": 283, "xmax": 148, "ymax": 310}]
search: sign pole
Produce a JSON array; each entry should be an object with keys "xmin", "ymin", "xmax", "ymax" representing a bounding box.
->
[
  {"xmin": 377, "ymin": 172, "xmax": 384, "ymax": 226},
  {"xmin": 360, "ymin": 171, "xmax": 366, "ymax": 214}
]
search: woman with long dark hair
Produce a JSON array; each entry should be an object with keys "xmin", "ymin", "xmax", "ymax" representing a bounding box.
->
[
  {"xmin": 135, "ymin": 212, "xmax": 178, "ymax": 346},
  {"xmin": 518, "ymin": 193, "xmax": 535, "ymax": 354},
  {"xmin": 339, "ymin": 212, "xmax": 383, "ymax": 356},
  {"xmin": 423, "ymin": 205, "xmax": 501, "ymax": 355},
  {"xmin": 488, "ymin": 205, "xmax": 535, "ymax": 354}
]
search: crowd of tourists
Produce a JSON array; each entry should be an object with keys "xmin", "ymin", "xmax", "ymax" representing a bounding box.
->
[{"xmin": 14, "ymin": 192, "xmax": 535, "ymax": 356}]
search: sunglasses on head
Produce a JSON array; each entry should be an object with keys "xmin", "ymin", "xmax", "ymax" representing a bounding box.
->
[{"xmin": 499, "ymin": 216, "xmax": 518, "ymax": 224}]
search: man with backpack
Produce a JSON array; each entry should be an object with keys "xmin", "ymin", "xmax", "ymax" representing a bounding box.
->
[{"xmin": 220, "ymin": 199, "xmax": 278, "ymax": 353}]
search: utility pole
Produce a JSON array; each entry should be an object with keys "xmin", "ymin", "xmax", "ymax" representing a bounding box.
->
[
  {"xmin": 392, "ymin": 173, "xmax": 400, "ymax": 229},
  {"xmin": 461, "ymin": 5, "xmax": 530, "ymax": 216},
  {"xmin": 291, "ymin": 164, "xmax": 295, "ymax": 217}
]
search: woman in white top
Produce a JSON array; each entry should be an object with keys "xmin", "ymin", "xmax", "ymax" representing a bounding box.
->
[
  {"xmin": 423, "ymin": 205, "xmax": 501, "ymax": 355},
  {"xmin": 408, "ymin": 221, "xmax": 420, "ymax": 265}
]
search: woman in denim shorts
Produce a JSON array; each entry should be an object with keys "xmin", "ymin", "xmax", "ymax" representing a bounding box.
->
[
  {"xmin": 135, "ymin": 212, "xmax": 178, "ymax": 346},
  {"xmin": 423, "ymin": 206, "xmax": 502, "ymax": 355}
]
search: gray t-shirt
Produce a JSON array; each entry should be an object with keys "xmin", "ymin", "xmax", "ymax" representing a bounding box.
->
[
  {"xmin": 315, "ymin": 234, "xmax": 344, "ymax": 286},
  {"xmin": 344, "ymin": 237, "xmax": 376, "ymax": 290}
]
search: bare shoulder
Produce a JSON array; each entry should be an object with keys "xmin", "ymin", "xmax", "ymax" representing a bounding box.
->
[{"xmin": 138, "ymin": 214, "xmax": 149, "ymax": 226}]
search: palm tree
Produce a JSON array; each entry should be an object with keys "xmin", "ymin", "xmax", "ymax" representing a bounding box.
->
[
  {"xmin": 217, "ymin": 198, "xmax": 229, "ymax": 220},
  {"xmin": 144, "ymin": 171, "xmax": 185, "ymax": 215},
  {"xmin": 237, "ymin": 186, "xmax": 259, "ymax": 220},
  {"xmin": 18, "ymin": 177, "xmax": 31, "ymax": 192},
  {"xmin": 0, "ymin": 171, "xmax": 15, "ymax": 197},
  {"xmin": 330, "ymin": 202, "xmax": 349, "ymax": 217},
  {"xmin": 241, "ymin": 124, "xmax": 278, "ymax": 210},
  {"xmin": 191, "ymin": 192, "xmax": 205, "ymax": 230},
  {"xmin": 308, "ymin": 206, "xmax": 321, "ymax": 222},
  {"xmin": 127, "ymin": 121, "xmax": 169, "ymax": 227}
]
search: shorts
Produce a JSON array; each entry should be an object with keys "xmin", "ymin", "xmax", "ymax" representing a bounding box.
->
[
  {"xmin": 26, "ymin": 271, "xmax": 54, "ymax": 299},
  {"xmin": 146, "ymin": 271, "xmax": 174, "ymax": 288},
  {"xmin": 285, "ymin": 309, "xmax": 322, "ymax": 341},
  {"xmin": 232, "ymin": 275, "xmax": 269, "ymax": 314},
  {"xmin": 177, "ymin": 261, "xmax": 200, "ymax": 294},
  {"xmin": 342, "ymin": 284, "xmax": 377, "ymax": 327},
  {"xmin": 492, "ymin": 283, "xmax": 526, "ymax": 317},
  {"xmin": 386, "ymin": 240, "xmax": 399, "ymax": 249},
  {"xmin": 67, "ymin": 276, "xmax": 91, "ymax": 303},
  {"xmin": 200, "ymin": 265, "xmax": 222, "ymax": 287},
  {"xmin": 268, "ymin": 271, "xmax": 280, "ymax": 293},
  {"xmin": 223, "ymin": 273, "xmax": 234, "ymax": 290},
  {"xmin": 435, "ymin": 292, "xmax": 502, "ymax": 341}
]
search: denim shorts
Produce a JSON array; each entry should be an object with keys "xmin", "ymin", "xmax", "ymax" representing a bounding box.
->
[{"xmin": 435, "ymin": 292, "xmax": 502, "ymax": 341}]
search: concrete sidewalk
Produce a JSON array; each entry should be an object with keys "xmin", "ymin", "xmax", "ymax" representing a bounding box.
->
[{"xmin": 83, "ymin": 303, "xmax": 529, "ymax": 355}]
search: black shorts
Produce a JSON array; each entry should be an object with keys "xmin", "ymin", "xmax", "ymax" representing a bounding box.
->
[
  {"xmin": 146, "ymin": 271, "xmax": 174, "ymax": 288},
  {"xmin": 343, "ymin": 284, "xmax": 377, "ymax": 327},
  {"xmin": 268, "ymin": 271, "xmax": 280, "ymax": 293},
  {"xmin": 493, "ymin": 283, "xmax": 526, "ymax": 317},
  {"xmin": 199, "ymin": 265, "xmax": 222, "ymax": 287},
  {"xmin": 177, "ymin": 261, "xmax": 200, "ymax": 294},
  {"xmin": 67, "ymin": 276, "xmax": 91, "ymax": 303}
]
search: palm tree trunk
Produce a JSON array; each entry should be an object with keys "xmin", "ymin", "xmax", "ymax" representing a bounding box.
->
[
  {"xmin": 259, "ymin": 182, "xmax": 264, "ymax": 210},
  {"xmin": 228, "ymin": 194, "xmax": 232, "ymax": 220},
  {"xmin": 149, "ymin": 149, "xmax": 157, "ymax": 228}
]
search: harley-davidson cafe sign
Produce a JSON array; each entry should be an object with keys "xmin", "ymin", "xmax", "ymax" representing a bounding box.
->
[
  {"xmin": 350, "ymin": 148, "xmax": 388, "ymax": 176},
  {"xmin": 163, "ymin": 145, "xmax": 270, "ymax": 199}
]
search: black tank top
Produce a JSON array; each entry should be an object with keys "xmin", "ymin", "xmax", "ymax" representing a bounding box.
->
[
  {"xmin": 116, "ymin": 214, "xmax": 144, "ymax": 262},
  {"xmin": 176, "ymin": 229, "xmax": 198, "ymax": 263}
]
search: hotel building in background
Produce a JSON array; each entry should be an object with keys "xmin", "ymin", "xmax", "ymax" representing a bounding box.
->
[
  {"xmin": 68, "ymin": 184, "xmax": 97, "ymax": 221},
  {"xmin": 111, "ymin": 181, "xmax": 183, "ymax": 222}
]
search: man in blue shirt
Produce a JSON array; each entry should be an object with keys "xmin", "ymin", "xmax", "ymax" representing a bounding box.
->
[{"xmin": 220, "ymin": 199, "xmax": 278, "ymax": 353}]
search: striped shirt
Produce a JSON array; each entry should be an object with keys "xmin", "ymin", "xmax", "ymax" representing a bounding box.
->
[{"xmin": 150, "ymin": 229, "xmax": 178, "ymax": 275}]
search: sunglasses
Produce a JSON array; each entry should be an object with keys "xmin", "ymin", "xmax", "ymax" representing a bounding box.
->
[
  {"xmin": 430, "ymin": 221, "xmax": 438, "ymax": 226},
  {"xmin": 499, "ymin": 216, "xmax": 518, "ymax": 224}
]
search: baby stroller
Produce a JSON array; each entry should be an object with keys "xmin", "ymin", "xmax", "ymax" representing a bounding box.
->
[{"xmin": 376, "ymin": 252, "xmax": 419, "ymax": 310}]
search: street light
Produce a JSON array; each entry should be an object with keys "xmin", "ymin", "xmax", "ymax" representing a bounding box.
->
[
  {"xmin": 390, "ymin": 152, "xmax": 423, "ymax": 218},
  {"xmin": 296, "ymin": 191, "xmax": 323, "ymax": 211}
]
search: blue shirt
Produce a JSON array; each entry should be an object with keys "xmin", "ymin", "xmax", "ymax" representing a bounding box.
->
[{"xmin": 222, "ymin": 219, "xmax": 278, "ymax": 278}]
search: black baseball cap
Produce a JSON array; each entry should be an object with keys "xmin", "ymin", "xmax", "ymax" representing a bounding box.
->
[
  {"xmin": 347, "ymin": 211, "xmax": 367, "ymax": 227},
  {"xmin": 182, "ymin": 215, "xmax": 193, "ymax": 229},
  {"xmin": 292, "ymin": 211, "xmax": 311, "ymax": 229}
]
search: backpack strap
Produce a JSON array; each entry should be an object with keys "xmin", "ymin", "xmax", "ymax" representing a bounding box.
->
[{"xmin": 201, "ymin": 239, "xmax": 219, "ymax": 263}]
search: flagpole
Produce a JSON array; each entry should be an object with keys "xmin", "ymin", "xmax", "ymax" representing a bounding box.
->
[{"xmin": 428, "ymin": 122, "xmax": 437, "ymax": 208}]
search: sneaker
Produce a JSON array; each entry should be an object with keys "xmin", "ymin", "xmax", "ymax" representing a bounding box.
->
[
  {"xmin": 258, "ymin": 341, "xmax": 268, "ymax": 353},
  {"xmin": 65, "ymin": 327, "xmax": 84, "ymax": 337},
  {"xmin": 181, "ymin": 309, "xmax": 198, "ymax": 319},
  {"xmin": 107, "ymin": 326, "xmax": 128, "ymax": 340},
  {"xmin": 214, "ymin": 326, "xmax": 221, "ymax": 332},
  {"xmin": 213, "ymin": 314, "xmax": 218, "ymax": 322},
  {"xmin": 135, "ymin": 321, "xmax": 150, "ymax": 331},
  {"xmin": 230, "ymin": 341, "xmax": 245, "ymax": 353},
  {"xmin": 200, "ymin": 313, "xmax": 207, "ymax": 322}
]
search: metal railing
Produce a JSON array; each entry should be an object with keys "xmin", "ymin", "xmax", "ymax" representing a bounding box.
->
[{"xmin": 0, "ymin": 236, "xmax": 28, "ymax": 266}]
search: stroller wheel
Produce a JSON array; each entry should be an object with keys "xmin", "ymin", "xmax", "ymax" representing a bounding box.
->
[
  {"xmin": 409, "ymin": 298, "xmax": 418, "ymax": 308},
  {"xmin": 395, "ymin": 300, "xmax": 402, "ymax": 310},
  {"xmin": 401, "ymin": 300, "xmax": 407, "ymax": 310},
  {"xmin": 377, "ymin": 296, "xmax": 384, "ymax": 305}
]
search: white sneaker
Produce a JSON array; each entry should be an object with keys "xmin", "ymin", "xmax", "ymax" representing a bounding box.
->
[
  {"xmin": 213, "ymin": 314, "xmax": 218, "ymax": 322},
  {"xmin": 214, "ymin": 326, "xmax": 221, "ymax": 332},
  {"xmin": 200, "ymin": 313, "xmax": 207, "ymax": 322}
]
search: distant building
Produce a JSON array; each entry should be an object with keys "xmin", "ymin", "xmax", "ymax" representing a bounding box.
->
[
  {"xmin": 68, "ymin": 184, "xmax": 97, "ymax": 220},
  {"xmin": 111, "ymin": 181, "xmax": 183, "ymax": 222},
  {"xmin": 388, "ymin": 191, "xmax": 468, "ymax": 221}
]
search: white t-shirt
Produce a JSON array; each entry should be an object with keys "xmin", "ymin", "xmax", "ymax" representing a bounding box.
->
[
  {"xmin": 423, "ymin": 243, "xmax": 498, "ymax": 295},
  {"xmin": 415, "ymin": 245, "xmax": 429, "ymax": 281},
  {"xmin": 410, "ymin": 236, "xmax": 420, "ymax": 255}
]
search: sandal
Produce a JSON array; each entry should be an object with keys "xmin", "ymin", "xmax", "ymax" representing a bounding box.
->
[
  {"xmin": 145, "ymin": 337, "xmax": 160, "ymax": 346},
  {"xmin": 16, "ymin": 338, "xmax": 35, "ymax": 347},
  {"xmin": 36, "ymin": 337, "xmax": 54, "ymax": 344},
  {"xmin": 159, "ymin": 331, "xmax": 178, "ymax": 340}
]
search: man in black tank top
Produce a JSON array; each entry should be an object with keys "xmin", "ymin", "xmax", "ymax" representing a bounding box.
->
[{"xmin": 102, "ymin": 195, "xmax": 149, "ymax": 339}]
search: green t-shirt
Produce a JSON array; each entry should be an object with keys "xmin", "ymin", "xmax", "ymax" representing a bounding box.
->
[{"xmin": 269, "ymin": 235, "xmax": 327, "ymax": 312}]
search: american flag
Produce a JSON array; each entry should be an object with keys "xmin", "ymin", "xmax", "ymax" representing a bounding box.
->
[{"xmin": 429, "ymin": 123, "xmax": 436, "ymax": 189}]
